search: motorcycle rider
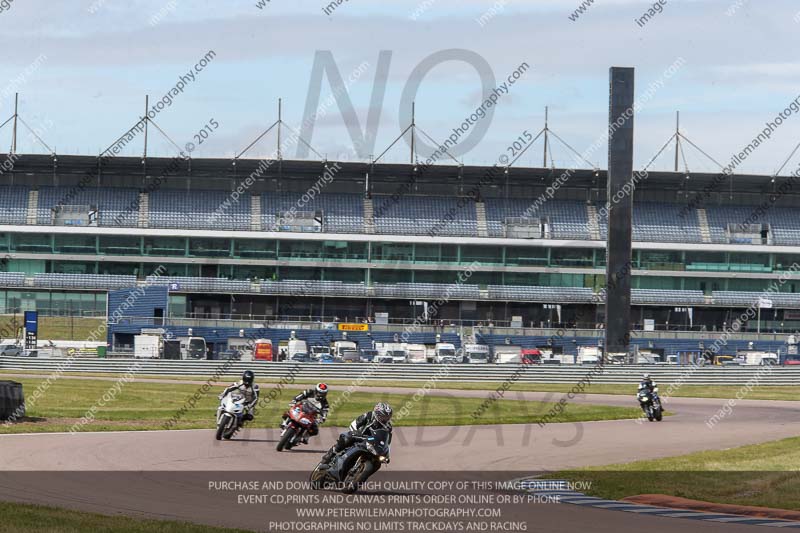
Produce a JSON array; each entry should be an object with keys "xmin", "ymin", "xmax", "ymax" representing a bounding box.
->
[
  {"xmin": 219, "ymin": 370, "xmax": 260, "ymax": 422},
  {"xmin": 320, "ymin": 402, "xmax": 393, "ymax": 464},
  {"xmin": 638, "ymin": 373, "xmax": 657, "ymax": 395},
  {"xmin": 281, "ymin": 383, "xmax": 330, "ymax": 443}
]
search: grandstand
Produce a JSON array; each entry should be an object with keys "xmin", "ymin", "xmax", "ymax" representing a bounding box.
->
[{"xmin": 1, "ymin": 154, "xmax": 799, "ymax": 358}]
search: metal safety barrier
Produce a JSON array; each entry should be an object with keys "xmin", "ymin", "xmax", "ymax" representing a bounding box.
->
[{"xmin": 1, "ymin": 357, "xmax": 798, "ymax": 385}]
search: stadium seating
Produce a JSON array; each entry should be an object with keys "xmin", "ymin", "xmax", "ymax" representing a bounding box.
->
[
  {"xmin": 262, "ymin": 192, "xmax": 363, "ymax": 233},
  {"xmin": 487, "ymin": 285, "xmax": 593, "ymax": 303},
  {"xmin": 0, "ymin": 272, "xmax": 26, "ymax": 287},
  {"xmin": 3, "ymin": 186, "xmax": 800, "ymax": 245},
  {"xmin": 145, "ymin": 276, "xmax": 251, "ymax": 293},
  {"xmin": 260, "ymin": 280, "xmax": 368, "ymax": 297},
  {"xmin": 372, "ymin": 195, "xmax": 478, "ymax": 237},
  {"xmin": 705, "ymin": 206, "xmax": 800, "ymax": 245},
  {"xmin": 372, "ymin": 282, "xmax": 480, "ymax": 299},
  {"xmin": 484, "ymin": 199, "xmax": 590, "ymax": 239},
  {"xmin": 631, "ymin": 289, "xmax": 706, "ymax": 306},
  {"xmin": 712, "ymin": 290, "xmax": 800, "ymax": 308},
  {"xmin": 32, "ymin": 273, "xmax": 136, "ymax": 290},
  {"xmin": 150, "ymin": 189, "xmax": 250, "ymax": 230},
  {"xmin": 0, "ymin": 186, "xmax": 29, "ymax": 225},
  {"xmin": 631, "ymin": 202, "xmax": 702, "ymax": 243},
  {"xmin": 36, "ymin": 186, "xmax": 139, "ymax": 227}
]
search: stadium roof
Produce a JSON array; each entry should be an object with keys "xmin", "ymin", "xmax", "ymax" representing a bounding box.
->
[{"xmin": 0, "ymin": 153, "xmax": 788, "ymax": 195}]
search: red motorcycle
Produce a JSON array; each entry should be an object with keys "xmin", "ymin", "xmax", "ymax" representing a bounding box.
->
[{"xmin": 276, "ymin": 398, "xmax": 323, "ymax": 451}]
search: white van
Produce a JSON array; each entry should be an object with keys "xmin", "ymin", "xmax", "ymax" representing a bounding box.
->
[{"xmin": 434, "ymin": 343, "xmax": 458, "ymax": 364}]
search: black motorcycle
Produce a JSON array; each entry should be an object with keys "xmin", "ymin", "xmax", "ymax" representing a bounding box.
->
[
  {"xmin": 637, "ymin": 387, "xmax": 663, "ymax": 422},
  {"xmin": 310, "ymin": 428, "xmax": 391, "ymax": 494}
]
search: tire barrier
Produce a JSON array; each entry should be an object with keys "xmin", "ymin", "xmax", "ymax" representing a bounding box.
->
[{"xmin": 0, "ymin": 380, "xmax": 24, "ymax": 421}]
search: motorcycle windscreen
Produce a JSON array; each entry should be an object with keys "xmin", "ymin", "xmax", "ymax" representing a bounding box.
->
[{"xmin": 368, "ymin": 428, "xmax": 391, "ymax": 455}]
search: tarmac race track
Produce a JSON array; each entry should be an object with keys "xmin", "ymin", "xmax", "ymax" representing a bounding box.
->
[{"xmin": 0, "ymin": 390, "xmax": 797, "ymax": 532}]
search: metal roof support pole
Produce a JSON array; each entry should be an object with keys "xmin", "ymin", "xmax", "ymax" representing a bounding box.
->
[{"xmin": 11, "ymin": 93, "xmax": 18, "ymax": 154}]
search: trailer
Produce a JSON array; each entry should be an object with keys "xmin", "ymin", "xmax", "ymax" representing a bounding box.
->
[{"xmin": 134, "ymin": 335, "xmax": 161, "ymax": 359}]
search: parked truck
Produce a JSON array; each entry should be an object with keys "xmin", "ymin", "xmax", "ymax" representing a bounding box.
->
[
  {"xmin": 134, "ymin": 335, "xmax": 161, "ymax": 359},
  {"xmin": 493, "ymin": 345, "xmax": 522, "ymax": 364},
  {"xmin": 375, "ymin": 342, "xmax": 408, "ymax": 363},
  {"xmin": 576, "ymin": 346, "xmax": 602, "ymax": 365},
  {"xmin": 735, "ymin": 350, "xmax": 779, "ymax": 366},
  {"xmin": 332, "ymin": 340, "xmax": 358, "ymax": 360},
  {"xmin": 136, "ymin": 334, "xmax": 206, "ymax": 360},
  {"xmin": 405, "ymin": 343, "xmax": 428, "ymax": 364},
  {"xmin": 460, "ymin": 343, "xmax": 491, "ymax": 364}
]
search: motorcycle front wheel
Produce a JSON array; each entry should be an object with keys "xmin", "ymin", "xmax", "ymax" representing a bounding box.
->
[
  {"xmin": 277, "ymin": 426, "xmax": 296, "ymax": 451},
  {"xmin": 309, "ymin": 464, "xmax": 327, "ymax": 490},
  {"xmin": 654, "ymin": 407, "xmax": 663, "ymax": 421},
  {"xmin": 343, "ymin": 459, "xmax": 374, "ymax": 494},
  {"xmin": 216, "ymin": 414, "xmax": 231, "ymax": 441},
  {"xmin": 223, "ymin": 417, "xmax": 239, "ymax": 440}
]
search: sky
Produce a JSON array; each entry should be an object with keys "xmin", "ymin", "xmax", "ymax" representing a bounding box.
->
[{"xmin": 0, "ymin": 0, "xmax": 799, "ymax": 175}]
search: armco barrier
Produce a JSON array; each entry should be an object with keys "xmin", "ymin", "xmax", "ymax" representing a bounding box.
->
[{"xmin": 1, "ymin": 357, "xmax": 799, "ymax": 385}]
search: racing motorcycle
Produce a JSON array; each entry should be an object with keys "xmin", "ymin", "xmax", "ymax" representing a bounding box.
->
[
  {"xmin": 215, "ymin": 391, "xmax": 245, "ymax": 440},
  {"xmin": 309, "ymin": 428, "xmax": 390, "ymax": 494},
  {"xmin": 637, "ymin": 386, "xmax": 663, "ymax": 422},
  {"xmin": 276, "ymin": 398, "xmax": 323, "ymax": 451}
]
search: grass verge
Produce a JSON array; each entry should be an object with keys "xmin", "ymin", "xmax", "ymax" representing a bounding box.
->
[
  {"xmin": 552, "ymin": 435, "xmax": 800, "ymax": 511},
  {"xmin": 0, "ymin": 316, "xmax": 104, "ymax": 341},
  {"xmin": 0, "ymin": 377, "xmax": 640, "ymax": 434},
  {"xmin": 0, "ymin": 500, "xmax": 250, "ymax": 533},
  {"xmin": 2, "ymin": 370, "xmax": 798, "ymax": 401}
]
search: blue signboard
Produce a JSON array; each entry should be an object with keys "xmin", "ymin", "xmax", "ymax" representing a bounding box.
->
[
  {"xmin": 24, "ymin": 311, "xmax": 38, "ymax": 334},
  {"xmin": 169, "ymin": 282, "xmax": 181, "ymax": 292}
]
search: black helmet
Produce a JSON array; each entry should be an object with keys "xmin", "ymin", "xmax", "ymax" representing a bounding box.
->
[
  {"xmin": 315, "ymin": 383, "xmax": 329, "ymax": 399},
  {"xmin": 373, "ymin": 402, "xmax": 392, "ymax": 425},
  {"xmin": 242, "ymin": 370, "xmax": 255, "ymax": 386}
]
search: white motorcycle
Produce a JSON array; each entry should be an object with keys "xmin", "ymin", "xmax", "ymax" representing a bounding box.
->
[{"xmin": 216, "ymin": 392, "xmax": 246, "ymax": 440}]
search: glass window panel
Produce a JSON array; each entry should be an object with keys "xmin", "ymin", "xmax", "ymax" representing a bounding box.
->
[{"xmin": 99, "ymin": 236, "xmax": 140, "ymax": 255}]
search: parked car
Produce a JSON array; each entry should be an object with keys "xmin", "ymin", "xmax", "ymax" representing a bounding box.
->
[
  {"xmin": 359, "ymin": 348, "xmax": 378, "ymax": 362},
  {"xmin": 289, "ymin": 352, "xmax": 310, "ymax": 363},
  {"xmin": 0, "ymin": 343, "xmax": 22, "ymax": 357},
  {"xmin": 319, "ymin": 353, "xmax": 336, "ymax": 364}
]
